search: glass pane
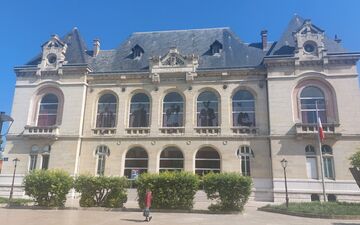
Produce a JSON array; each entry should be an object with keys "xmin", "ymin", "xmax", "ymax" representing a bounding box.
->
[
  {"xmin": 195, "ymin": 160, "xmax": 220, "ymax": 169},
  {"xmin": 129, "ymin": 93, "xmax": 150, "ymax": 127},
  {"xmin": 97, "ymin": 155, "xmax": 105, "ymax": 175},
  {"xmin": 160, "ymin": 147, "xmax": 183, "ymax": 158},
  {"xmin": 241, "ymin": 156, "xmax": 250, "ymax": 176},
  {"xmin": 163, "ymin": 93, "xmax": 184, "ymax": 127},
  {"xmin": 197, "ymin": 91, "xmax": 218, "ymax": 127},
  {"xmin": 124, "ymin": 168, "xmax": 147, "ymax": 179},
  {"xmin": 37, "ymin": 115, "xmax": 57, "ymax": 126},
  {"xmin": 300, "ymin": 86, "xmax": 324, "ymax": 98},
  {"xmin": 41, "ymin": 94, "xmax": 58, "ymax": 103},
  {"xmin": 30, "ymin": 155, "xmax": 37, "ymax": 171},
  {"xmin": 125, "ymin": 159, "xmax": 148, "ymax": 168},
  {"xmin": 126, "ymin": 148, "xmax": 148, "ymax": 158},
  {"xmin": 42, "ymin": 155, "xmax": 49, "ymax": 170},
  {"xmin": 196, "ymin": 148, "xmax": 220, "ymax": 159},
  {"xmin": 160, "ymin": 160, "xmax": 184, "ymax": 169}
]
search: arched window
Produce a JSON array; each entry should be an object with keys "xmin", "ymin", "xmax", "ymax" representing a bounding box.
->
[
  {"xmin": 37, "ymin": 94, "xmax": 58, "ymax": 126},
  {"xmin": 163, "ymin": 92, "xmax": 184, "ymax": 127},
  {"xmin": 305, "ymin": 145, "xmax": 318, "ymax": 179},
  {"xmin": 300, "ymin": 86, "xmax": 326, "ymax": 123},
  {"xmin": 237, "ymin": 146, "xmax": 252, "ymax": 176},
  {"xmin": 96, "ymin": 145, "xmax": 110, "ymax": 176},
  {"xmin": 232, "ymin": 90, "xmax": 255, "ymax": 127},
  {"xmin": 322, "ymin": 145, "xmax": 334, "ymax": 179},
  {"xmin": 159, "ymin": 147, "xmax": 184, "ymax": 172},
  {"xmin": 29, "ymin": 145, "xmax": 39, "ymax": 171},
  {"xmin": 197, "ymin": 91, "xmax": 219, "ymax": 127},
  {"xmin": 41, "ymin": 145, "xmax": 51, "ymax": 170},
  {"xmin": 195, "ymin": 147, "xmax": 220, "ymax": 176},
  {"xmin": 124, "ymin": 147, "xmax": 148, "ymax": 179},
  {"xmin": 96, "ymin": 94, "xmax": 117, "ymax": 128},
  {"xmin": 129, "ymin": 93, "xmax": 150, "ymax": 127}
]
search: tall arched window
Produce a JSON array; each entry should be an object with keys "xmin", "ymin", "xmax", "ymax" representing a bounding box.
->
[
  {"xmin": 322, "ymin": 145, "xmax": 334, "ymax": 179},
  {"xmin": 163, "ymin": 92, "xmax": 184, "ymax": 127},
  {"xmin": 300, "ymin": 86, "xmax": 326, "ymax": 123},
  {"xmin": 96, "ymin": 94, "xmax": 117, "ymax": 128},
  {"xmin": 159, "ymin": 147, "xmax": 184, "ymax": 172},
  {"xmin": 197, "ymin": 91, "xmax": 219, "ymax": 127},
  {"xmin": 232, "ymin": 90, "xmax": 255, "ymax": 127},
  {"xmin": 195, "ymin": 147, "xmax": 220, "ymax": 176},
  {"xmin": 37, "ymin": 94, "xmax": 58, "ymax": 126},
  {"xmin": 29, "ymin": 145, "xmax": 39, "ymax": 171},
  {"xmin": 124, "ymin": 147, "xmax": 148, "ymax": 179},
  {"xmin": 129, "ymin": 93, "xmax": 150, "ymax": 127},
  {"xmin": 305, "ymin": 145, "xmax": 318, "ymax": 179},
  {"xmin": 41, "ymin": 145, "xmax": 51, "ymax": 170},
  {"xmin": 96, "ymin": 145, "xmax": 110, "ymax": 176},
  {"xmin": 237, "ymin": 146, "xmax": 252, "ymax": 176}
]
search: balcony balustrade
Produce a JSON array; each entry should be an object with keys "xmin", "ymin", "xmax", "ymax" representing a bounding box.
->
[
  {"xmin": 231, "ymin": 126, "xmax": 258, "ymax": 135},
  {"xmin": 23, "ymin": 125, "xmax": 59, "ymax": 139},
  {"xmin": 194, "ymin": 127, "xmax": 221, "ymax": 135},
  {"xmin": 159, "ymin": 127, "xmax": 185, "ymax": 135},
  {"xmin": 92, "ymin": 128, "xmax": 117, "ymax": 135}
]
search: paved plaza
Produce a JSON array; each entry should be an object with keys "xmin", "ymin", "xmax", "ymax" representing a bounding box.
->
[{"xmin": 1, "ymin": 201, "xmax": 360, "ymax": 225}]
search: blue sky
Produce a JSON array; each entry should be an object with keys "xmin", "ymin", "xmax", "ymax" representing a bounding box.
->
[{"xmin": 0, "ymin": 0, "xmax": 360, "ymax": 117}]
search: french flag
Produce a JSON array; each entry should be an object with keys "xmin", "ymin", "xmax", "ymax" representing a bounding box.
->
[{"xmin": 318, "ymin": 117, "xmax": 325, "ymax": 142}]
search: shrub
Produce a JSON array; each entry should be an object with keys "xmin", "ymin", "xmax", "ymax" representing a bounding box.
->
[
  {"xmin": 23, "ymin": 169, "xmax": 73, "ymax": 207},
  {"xmin": 203, "ymin": 172, "xmax": 252, "ymax": 212},
  {"xmin": 74, "ymin": 175, "xmax": 129, "ymax": 208},
  {"xmin": 136, "ymin": 171, "xmax": 199, "ymax": 209},
  {"xmin": 350, "ymin": 150, "xmax": 360, "ymax": 168}
]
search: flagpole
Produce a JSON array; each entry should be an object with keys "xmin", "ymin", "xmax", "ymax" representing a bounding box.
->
[{"xmin": 316, "ymin": 101, "xmax": 327, "ymax": 202}]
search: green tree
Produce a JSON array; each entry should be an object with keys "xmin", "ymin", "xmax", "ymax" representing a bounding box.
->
[{"xmin": 350, "ymin": 150, "xmax": 360, "ymax": 168}]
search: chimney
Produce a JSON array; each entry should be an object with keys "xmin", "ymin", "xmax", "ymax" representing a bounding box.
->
[
  {"xmin": 93, "ymin": 39, "xmax": 100, "ymax": 57},
  {"xmin": 261, "ymin": 30, "xmax": 268, "ymax": 50},
  {"xmin": 334, "ymin": 35, "xmax": 342, "ymax": 43}
]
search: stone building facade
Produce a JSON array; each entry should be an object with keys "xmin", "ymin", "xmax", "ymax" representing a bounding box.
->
[{"xmin": 1, "ymin": 15, "xmax": 360, "ymax": 202}]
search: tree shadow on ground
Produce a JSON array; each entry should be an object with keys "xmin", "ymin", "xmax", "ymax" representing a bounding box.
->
[
  {"xmin": 333, "ymin": 223, "xmax": 360, "ymax": 225},
  {"xmin": 121, "ymin": 218, "xmax": 147, "ymax": 223}
]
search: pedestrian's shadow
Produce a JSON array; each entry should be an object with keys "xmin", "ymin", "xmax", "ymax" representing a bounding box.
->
[{"xmin": 121, "ymin": 219, "xmax": 147, "ymax": 223}]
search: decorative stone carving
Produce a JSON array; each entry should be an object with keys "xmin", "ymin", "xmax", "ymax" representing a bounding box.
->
[
  {"xmin": 293, "ymin": 20, "xmax": 326, "ymax": 61},
  {"xmin": 36, "ymin": 35, "xmax": 67, "ymax": 76},
  {"xmin": 149, "ymin": 47, "xmax": 199, "ymax": 81}
]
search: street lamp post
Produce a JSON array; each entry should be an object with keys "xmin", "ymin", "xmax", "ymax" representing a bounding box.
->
[
  {"xmin": 9, "ymin": 158, "xmax": 20, "ymax": 205},
  {"xmin": 280, "ymin": 158, "xmax": 289, "ymax": 208}
]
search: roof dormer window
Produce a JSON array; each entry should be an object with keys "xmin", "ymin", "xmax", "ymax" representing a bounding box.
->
[
  {"xmin": 210, "ymin": 40, "xmax": 223, "ymax": 55},
  {"xmin": 132, "ymin": 44, "xmax": 144, "ymax": 59}
]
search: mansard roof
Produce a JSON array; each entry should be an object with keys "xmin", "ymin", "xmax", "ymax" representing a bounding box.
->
[
  {"xmin": 23, "ymin": 15, "xmax": 352, "ymax": 73},
  {"xmin": 88, "ymin": 27, "xmax": 266, "ymax": 72},
  {"xmin": 26, "ymin": 27, "xmax": 88, "ymax": 65},
  {"xmin": 268, "ymin": 15, "xmax": 347, "ymax": 56}
]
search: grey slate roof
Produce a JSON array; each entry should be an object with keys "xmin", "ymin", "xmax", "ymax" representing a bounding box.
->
[
  {"xmin": 88, "ymin": 28, "xmax": 266, "ymax": 73},
  {"xmin": 26, "ymin": 28, "xmax": 88, "ymax": 65},
  {"xmin": 24, "ymin": 15, "xmax": 350, "ymax": 73},
  {"xmin": 268, "ymin": 15, "xmax": 347, "ymax": 56}
]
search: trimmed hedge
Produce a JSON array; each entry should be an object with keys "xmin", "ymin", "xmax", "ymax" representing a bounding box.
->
[
  {"xmin": 203, "ymin": 172, "xmax": 252, "ymax": 212},
  {"xmin": 74, "ymin": 175, "xmax": 129, "ymax": 208},
  {"xmin": 136, "ymin": 172, "xmax": 199, "ymax": 209},
  {"xmin": 23, "ymin": 169, "xmax": 73, "ymax": 207}
]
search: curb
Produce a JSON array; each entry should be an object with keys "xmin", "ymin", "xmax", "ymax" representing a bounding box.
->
[
  {"xmin": 1, "ymin": 204, "xmax": 241, "ymax": 215},
  {"xmin": 258, "ymin": 207, "xmax": 360, "ymax": 220}
]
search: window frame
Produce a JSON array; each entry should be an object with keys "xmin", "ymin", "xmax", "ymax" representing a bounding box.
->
[
  {"xmin": 196, "ymin": 91, "xmax": 219, "ymax": 127},
  {"xmin": 96, "ymin": 93, "xmax": 118, "ymax": 128},
  {"xmin": 129, "ymin": 93, "xmax": 151, "ymax": 128},
  {"xmin": 159, "ymin": 146, "xmax": 184, "ymax": 172},
  {"xmin": 95, "ymin": 145, "xmax": 110, "ymax": 176},
  {"xmin": 37, "ymin": 93, "xmax": 59, "ymax": 127},
  {"xmin": 195, "ymin": 147, "xmax": 221, "ymax": 176},
  {"xmin": 124, "ymin": 147, "xmax": 149, "ymax": 179},
  {"xmin": 232, "ymin": 90, "xmax": 256, "ymax": 127},
  {"xmin": 162, "ymin": 92, "xmax": 184, "ymax": 128}
]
